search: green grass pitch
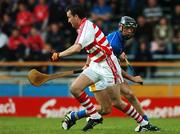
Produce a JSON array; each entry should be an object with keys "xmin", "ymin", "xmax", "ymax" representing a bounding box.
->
[{"xmin": 0, "ymin": 117, "xmax": 180, "ymax": 134}]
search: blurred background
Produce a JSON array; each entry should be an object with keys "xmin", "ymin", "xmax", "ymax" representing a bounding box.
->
[{"xmin": 0, "ymin": 0, "xmax": 180, "ymax": 118}]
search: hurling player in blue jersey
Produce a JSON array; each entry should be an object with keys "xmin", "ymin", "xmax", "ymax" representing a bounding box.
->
[
  {"xmin": 61, "ymin": 16, "xmax": 160, "ymax": 132},
  {"xmin": 106, "ymin": 16, "xmax": 155, "ymax": 131},
  {"xmin": 107, "ymin": 16, "xmax": 147, "ymax": 118}
]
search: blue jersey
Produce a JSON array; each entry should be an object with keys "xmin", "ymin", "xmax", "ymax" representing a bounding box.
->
[{"xmin": 107, "ymin": 30, "xmax": 125, "ymax": 57}]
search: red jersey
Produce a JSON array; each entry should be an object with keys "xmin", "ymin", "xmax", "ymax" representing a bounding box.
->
[
  {"xmin": 27, "ymin": 35, "xmax": 44, "ymax": 51},
  {"xmin": 16, "ymin": 11, "xmax": 34, "ymax": 34},
  {"xmin": 8, "ymin": 36, "xmax": 27, "ymax": 50},
  {"xmin": 34, "ymin": 5, "xmax": 48, "ymax": 22},
  {"xmin": 75, "ymin": 18, "xmax": 112, "ymax": 62}
]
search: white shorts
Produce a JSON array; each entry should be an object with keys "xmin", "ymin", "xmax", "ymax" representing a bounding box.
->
[{"xmin": 82, "ymin": 54, "xmax": 124, "ymax": 92}]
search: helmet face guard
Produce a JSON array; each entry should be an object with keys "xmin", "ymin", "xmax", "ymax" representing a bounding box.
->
[{"xmin": 119, "ymin": 16, "xmax": 138, "ymax": 39}]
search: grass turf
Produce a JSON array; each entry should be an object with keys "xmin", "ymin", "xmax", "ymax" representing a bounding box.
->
[{"xmin": 0, "ymin": 117, "xmax": 179, "ymax": 134}]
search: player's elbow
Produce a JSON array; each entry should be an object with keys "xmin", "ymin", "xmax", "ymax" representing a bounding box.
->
[
  {"xmin": 75, "ymin": 48, "xmax": 81, "ymax": 53},
  {"xmin": 73, "ymin": 44, "xmax": 82, "ymax": 53}
]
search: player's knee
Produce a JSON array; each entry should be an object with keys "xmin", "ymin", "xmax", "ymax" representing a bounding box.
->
[
  {"xmin": 70, "ymin": 83, "xmax": 81, "ymax": 96},
  {"xmin": 126, "ymin": 91, "xmax": 136, "ymax": 102},
  {"xmin": 113, "ymin": 100, "xmax": 125, "ymax": 110}
]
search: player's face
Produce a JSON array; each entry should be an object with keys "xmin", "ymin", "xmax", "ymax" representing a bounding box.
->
[
  {"xmin": 66, "ymin": 10, "xmax": 79, "ymax": 29},
  {"xmin": 120, "ymin": 25, "xmax": 136, "ymax": 39}
]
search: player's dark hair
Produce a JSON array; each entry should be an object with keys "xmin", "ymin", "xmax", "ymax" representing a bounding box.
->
[{"xmin": 66, "ymin": 4, "xmax": 86, "ymax": 19}]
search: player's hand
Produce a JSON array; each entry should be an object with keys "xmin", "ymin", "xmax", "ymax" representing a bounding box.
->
[
  {"xmin": 133, "ymin": 76, "xmax": 143, "ymax": 85},
  {"xmin": 51, "ymin": 52, "xmax": 60, "ymax": 61},
  {"xmin": 82, "ymin": 64, "xmax": 89, "ymax": 70}
]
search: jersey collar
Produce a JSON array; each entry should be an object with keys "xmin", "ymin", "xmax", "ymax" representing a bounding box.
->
[{"xmin": 78, "ymin": 18, "xmax": 87, "ymax": 29}]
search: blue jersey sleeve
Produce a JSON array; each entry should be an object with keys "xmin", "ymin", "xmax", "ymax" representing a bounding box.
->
[{"xmin": 107, "ymin": 31, "xmax": 124, "ymax": 57}]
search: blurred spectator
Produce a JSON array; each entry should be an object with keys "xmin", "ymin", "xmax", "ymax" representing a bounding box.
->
[
  {"xmin": 1, "ymin": 13, "xmax": 14, "ymax": 36},
  {"xmin": 27, "ymin": 27, "xmax": 49, "ymax": 60},
  {"xmin": 135, "ymin": 15, "xmax": 153, "ymax": 41},
  {"xmin": 143, "ymin": 0, "xmax": 163, "ymax": 24},
  {"xmin": 0, "ymin": 29, "xmax": 8, "ymax": 61},
  {"xmin": 46, "ymin": 23, "xmax": 65, "ymax": 52},
  {"xmin": 91, "ymin": 0, "xmax": 112, "ymax": 22},
  {"xmin": 8, "ymin": 28, "xmax": 28, "ymax": 61},
  {"xmin": 33, "ymin": 0, "xmax": 49, "ymax": 31},
  {"xmin": 16, "ymin": 2, "xmax": 34, "ymax": 36},
  {"xmin": 153, "ymin": 17, "xmax": 173, "ymax": 54},
  {"xmin": 171, "ymin": 4, "xmax": 180, "ymax": 35}
]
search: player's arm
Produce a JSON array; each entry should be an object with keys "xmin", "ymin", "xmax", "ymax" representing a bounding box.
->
[
  {"xmin": 51, "ymin": 43, "xmax": 82, "ymax": 61},
  {"xmin": 121, "ymin": 69, "xmax": 143, "ymax": 84},
  {"xmin": 118, "ymin": 58, "xmax": 143, "ymax": 84}
]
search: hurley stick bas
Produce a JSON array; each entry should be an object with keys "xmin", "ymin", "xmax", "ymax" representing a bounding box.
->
[{"xmin": 28, "ymin": 69, "xmax": 83, "ymax": 87}]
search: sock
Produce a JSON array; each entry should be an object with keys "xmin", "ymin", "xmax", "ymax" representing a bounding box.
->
[
  {"xmin": 143, "ymin": 115, "xmax": 149, "ymax": 121},
  {"xmin": 71, "ymin": 110, "xmax": 87, "ymax": 122},
  {"xmin": 122, "ymin": 103, "xmax": 148, "ymax": 126},
  {"xmin": 76, "ymin": 91, "xmax": 101, "ymax": 119}
]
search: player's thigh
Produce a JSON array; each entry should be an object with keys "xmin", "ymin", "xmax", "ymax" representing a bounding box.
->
[
  {"xmin": 71, "ymin": 66, "xmax": 99, "ymax": 91},
  {"xmin": 101, "ymin": 55, "xmax": 124, "ymax": 86},
  {"xmin": 70, "ymin": 74, "xmax": 94, "ymax": 92},
  {"xmin": 94, "ymin": 90, "xmax": 112, "ymax": 112}
]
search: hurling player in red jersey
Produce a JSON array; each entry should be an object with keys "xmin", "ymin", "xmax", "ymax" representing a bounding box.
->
[{"xmin": 51, "ymin": 4, "xmax": 123, "ymax": 131}]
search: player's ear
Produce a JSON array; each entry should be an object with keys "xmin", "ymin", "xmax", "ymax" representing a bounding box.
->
[
  {"xmin": 75, "ymin": 14, "xmax": 79, "ymax": 19},
  {"xmin": 119, "ymin": 24, "xmax": 123, "ymax": 31}
]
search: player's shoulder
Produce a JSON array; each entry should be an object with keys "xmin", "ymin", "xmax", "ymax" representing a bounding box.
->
[
  {"xmin": 79, "ymin": 19, "xmax": 94, "ymax": 31},
  {"xmin": 86, "ymin": 19, "xmax": 96, "ymax": 28},
  {"xmin": 107, "ymin": 30, "xmax": 119, "ymax": 38}
]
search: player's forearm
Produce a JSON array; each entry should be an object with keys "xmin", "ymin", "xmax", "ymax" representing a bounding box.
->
[
  {"xmin": 59, "ymin": 44, "xmax": 81, "ymax": 57},
  {"xmin": 121, "ymin": 69, "xmax": 135, "ymax": 82}
]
